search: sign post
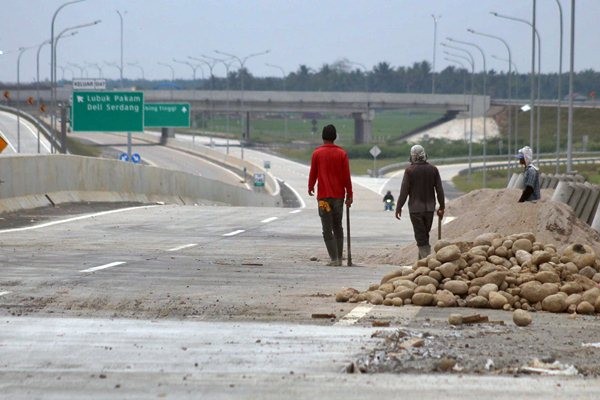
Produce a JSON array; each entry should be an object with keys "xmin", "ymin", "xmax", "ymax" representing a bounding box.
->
[{"xmin": 369, "ymin": 145, "xmax": 381, "ymax": 177}]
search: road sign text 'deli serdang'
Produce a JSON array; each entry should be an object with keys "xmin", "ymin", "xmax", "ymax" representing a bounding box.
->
[{"xmin": 72, "ymin": 91, "xmax": 144, "ymax": 132}]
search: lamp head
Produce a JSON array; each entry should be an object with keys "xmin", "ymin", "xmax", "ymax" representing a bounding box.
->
[
  {"xmin": 467, "ymin": 28, "xmax": 475, "ymax": 33},
  {"xmin": 490, "ymin": 11, "xmax": 498, "ymax": 16}
]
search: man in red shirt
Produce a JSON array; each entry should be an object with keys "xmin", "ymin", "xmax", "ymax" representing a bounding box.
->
[{"xmin": 308, "ymin": 124, "xmax": 353, "ymax": 266}]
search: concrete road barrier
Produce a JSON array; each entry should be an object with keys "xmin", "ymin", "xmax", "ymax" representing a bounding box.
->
[{"xmin": 0, "ymin": 154, "xmax": 281, "ymax": 213}]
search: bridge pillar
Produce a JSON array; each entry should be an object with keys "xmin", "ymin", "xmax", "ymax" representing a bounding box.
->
[{"xmin": 352, "ymin": 110, "xmax": 373, "ymax": 144}]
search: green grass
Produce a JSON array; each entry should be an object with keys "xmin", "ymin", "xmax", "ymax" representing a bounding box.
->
[
  {"xmin": 66, "ymin": 137, "xmax": 102, "ymax": 157},
  {"xmin": 192, "ymin": 109, "xmax": 445, "ymax": 147}
]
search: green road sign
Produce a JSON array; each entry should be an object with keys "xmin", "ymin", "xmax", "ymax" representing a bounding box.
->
[
  {"xmin": 72, "ymin": 91, "xmax": 144, "ymax": 132},
  {"xmin": 144, "ymin": 103, "xmax": 191, "ymax": 127}
]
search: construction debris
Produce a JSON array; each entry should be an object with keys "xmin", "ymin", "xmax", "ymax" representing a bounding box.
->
[{"xmin": 337, "ymin": 231, "xmax": 600, "ymax": 315}]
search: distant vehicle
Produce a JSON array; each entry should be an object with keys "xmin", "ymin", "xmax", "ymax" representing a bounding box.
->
[{"xmin": 563, "ymin": 92, "xmax": 588, "ymax": 102}]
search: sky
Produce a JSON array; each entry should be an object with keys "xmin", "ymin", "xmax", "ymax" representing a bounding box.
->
[{"xmin": 1, "ymin": 0, "xmax": 599, "ymax": 84}]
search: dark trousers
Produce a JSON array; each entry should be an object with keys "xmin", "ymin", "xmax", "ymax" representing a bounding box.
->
[
  {"xmin": 318, "ymin": 198, "xmax": 344, "ymax": 242},
  {"xmin": 409, "ymin": 211, "xmax": 435, "ymax": 246}
]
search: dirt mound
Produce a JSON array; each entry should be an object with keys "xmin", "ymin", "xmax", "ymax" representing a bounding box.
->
[{"xmin": 371, "ymin": 188, "xmax": 600, "ymax": 266}]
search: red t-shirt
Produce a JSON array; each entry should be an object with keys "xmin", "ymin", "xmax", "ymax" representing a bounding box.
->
[{"xmin": 308, "ymin": 143, "xmax": 353, "ymax": 200}]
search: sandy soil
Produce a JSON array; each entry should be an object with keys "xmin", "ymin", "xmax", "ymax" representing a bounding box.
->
[
  {"xmin": 350, "ymin": 187, "xmax": 600, "ymax": 377},
  {"xmin": 367, "ymin": 188, "xmax": 600, "ymax": 266}
]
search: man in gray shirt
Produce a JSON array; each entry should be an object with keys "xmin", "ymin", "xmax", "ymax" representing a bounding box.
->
[{"xmin": 395, "ymin": 145, "xmax": 445, "ymax": 260}]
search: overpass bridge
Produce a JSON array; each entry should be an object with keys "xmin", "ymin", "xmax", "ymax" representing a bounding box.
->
[{"xmin": 6, "ymin": 88, "xmax": 486, "ymax": 144}]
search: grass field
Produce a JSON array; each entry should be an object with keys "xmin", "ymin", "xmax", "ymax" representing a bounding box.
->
[{"xmin": 195, "ymin": 109, "xmax": 445, "ymax": 147}]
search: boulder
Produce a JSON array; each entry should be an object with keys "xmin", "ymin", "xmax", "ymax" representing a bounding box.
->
[
  {"xmin": 412, "ymin": 292, "xmax": 435, "ymax": 306},
  {"xmin": 541, "ymin": 293, "xmax": 568, "ymax": 313},
  {"xmin": 443, "ymin": 280, "xmax": 469, "ymax": 295},
  {"xmin": 436, "ymin": 245, "xmax": 462, "ymax": 263},
  {"xmin": 513, "ymin": 309, "xmax": 532, "ymax": 326}
]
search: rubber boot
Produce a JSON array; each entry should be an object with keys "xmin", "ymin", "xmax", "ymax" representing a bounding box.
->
[
  {"xmin": 335, "ymin": 236, "xmax": 344, "ymax": 266},
  {"xmin": 418, "ymin": 245, "xmax": 431, "ymax": 260},
  {"xmin": 325, "ymin": 239, "xmax": 339, "ymax": 266}
]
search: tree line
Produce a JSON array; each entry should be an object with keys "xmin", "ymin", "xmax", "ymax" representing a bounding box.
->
[
  {"xmin": 150, "ymin": 59, "xmax": 598, "ymax": 101},
  {"xmin": 8, "ymin": 58, "xmax": 598, "ymax": 100}
]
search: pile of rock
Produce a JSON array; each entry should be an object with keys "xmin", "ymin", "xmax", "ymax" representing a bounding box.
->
[{"xmin": 336, "ymin": 232, "xmax": 600, "ymax": 314}]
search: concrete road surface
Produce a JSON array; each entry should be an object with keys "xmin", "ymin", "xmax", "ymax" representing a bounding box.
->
[{"xmin": 1, "ymin": 134, "xmax": 599, "ymax": 399}]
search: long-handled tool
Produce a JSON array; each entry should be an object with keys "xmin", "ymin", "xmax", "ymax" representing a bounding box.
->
[
  {"xmin": 346, "ymin": 205, "xmax": 352, "ymax": 266},
  {"xmin": 438, "ymin": 214, "xmax": 442, "ymax": 240}
]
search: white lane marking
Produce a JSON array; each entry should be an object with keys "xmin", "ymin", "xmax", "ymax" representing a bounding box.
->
[
  {"xmin": 167, "ymin": 243, "xmax": 198, "ymax": 252},
  {"xmin": 0, "ymin": 291, "xmax": 11, "ymax": 297},
  {"xmin": 261, "ymin": 217, "xmax": 278, "ymax": 223},
  {"xmin": 284, "ymin": 183, "xmax": 306, "ymax": 208},
  {"xmin": 80, "ymin": 261, "xmax": 126, "ymax": 273},
  {"xmin": 0, "ymin": 206, "xmax": 157, "ymax": 233},
  {"xmin": 335, "ymin": 304, "xmax": 374, "ymax": 326},
  {"xmin": 222, "ymin": 229, "xmax": 245, "ymax": 237},
  {"xmin": 289, "ymin": 209, "xmax": 302, "ymax": 214}
]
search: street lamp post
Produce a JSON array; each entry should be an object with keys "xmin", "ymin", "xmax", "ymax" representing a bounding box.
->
[
  {"xmin": 127, "ymin": 62, "xmax": 145, "ymax": 80},
  {"xmin": 203, "ymin": 55, "xmax": 236, "ymax": 135},
  {"xmin": 50, "ymin": 0, "xmax": 86, "ymax": 128},
  {"xmin": 36, "ymin": 39, "xmax": 51, "ymax": 103},
  {"xmin": 444, "ymin": 57, "xmax": 469, "ymax": 142},
  {"xmin": 190, "ymin": 56, "xmax": 217, "ymax": 89},
  {"xmin": 173, "ymin": 58, "xmax": 203, "ymax": 81},
  {"xmin": 468, "ymin": 28, "xmax": 512, "ymax": 179},
  {"xmin": 68, "ymin": 62, "xmax": 85, "ymax": 77},
  {"xmin": 214, "ymin": 49, "xmax": 270, "ymax": 142},
  {"xmin": 17, "ymin": 45, "xmax": 36, "ymax": 153},
  {"xmin": 158, "ymin": 62, "xmax": 175, "ymax": 100},
  {"xmin": 491, "ymin": 11, "xmax": 541, "ymax": 163},
  {"xmin": 566, "ymin": 0, "xmax": 575, "ymax": 173},
  {"xmin": 554, "ymin": 0, "xmax": 564, "ymax": 174},
  {"xmin": 265, "ymin": 62, "xmax": 288, "ymax": 138},
  {"xmin": 442, "ymin": 46, "xmax": 475, "ymax": 182},
  {"xmin": 86, "ymin": 62, "xmax": 103, "ymax": 78},
  {"xmin": 53, "ymin": 18, "xmax": 101, "ymax": 138},
  {"xmin": 447, "ymin": 37, "xmax": 488, "ymax": 188},
  {"xmin": 492, "ymin": 55, "xmax": 520, "ymax": 154},
  {"xmin": 431, "ymin": 14, "xmax": 441, "ymax": 94},
  {"xmin": 116, "ymin": 10, "xmax": 125, "ymax": 88}
]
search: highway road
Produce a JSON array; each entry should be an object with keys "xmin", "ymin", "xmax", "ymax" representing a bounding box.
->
[
  {"xmin": 71, "ymin": 131, "xmax": 250, "ymax": 189},
  {"xmin": 0, "ymin": 110, "xmax": 53, "ymax": 154},
  {"xmin": 1, "ymin": 130, "xmax": 598, "ymax": 398}
]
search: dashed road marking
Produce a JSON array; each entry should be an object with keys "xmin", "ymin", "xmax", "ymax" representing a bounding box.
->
[
  {"xmin": 167, "ymin": 243, "xmax": 198, "ymax": 252},
  {"xmin": 289, "ymin": 209, "xmax": 302, "ymax": 214},
  {"xmin": 80, "ymin": 261, "xmax": 126, "ymax": 273},
  {"xmin": 0, "ymin": 291, "xmax": 11, "ymax": 297},
  {"xmin": 222, "ymin": 229, "xmax": 245, "ymax": 237},
  {"xmin": 335, "ymin": 304, "xmax": 374, "ymax": 326},
  {"xmin": 261, "ymin": 217, "xmax": 278, "ymax": 223}
]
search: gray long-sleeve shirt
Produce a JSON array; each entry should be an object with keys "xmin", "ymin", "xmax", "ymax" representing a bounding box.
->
[{"xmin": 396, "ymin": 161, "xmax": 445, "ymax": 213}]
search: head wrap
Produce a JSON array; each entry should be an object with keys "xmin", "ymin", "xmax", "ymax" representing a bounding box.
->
[
  {"xmin": 517, "ymin": 146, "xmax": 533, "ymax": 166},
  {"xmin": 410, "ymin": 144, "xmax": 427, "ymax": 162}
]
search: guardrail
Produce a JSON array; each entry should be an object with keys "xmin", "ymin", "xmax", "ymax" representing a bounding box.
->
[
  {"xmin": 0, "ymin": 105, "xmax": 62, "ymax": 151},
  {"xmin": 373, "ymin": 152, "xmax": 600, "ymax": 177}
]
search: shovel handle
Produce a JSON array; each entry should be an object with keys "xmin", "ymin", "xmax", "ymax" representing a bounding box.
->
[{"xmin": 346, "ymin": 205, "xmax": 352, "ymax": 266}]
